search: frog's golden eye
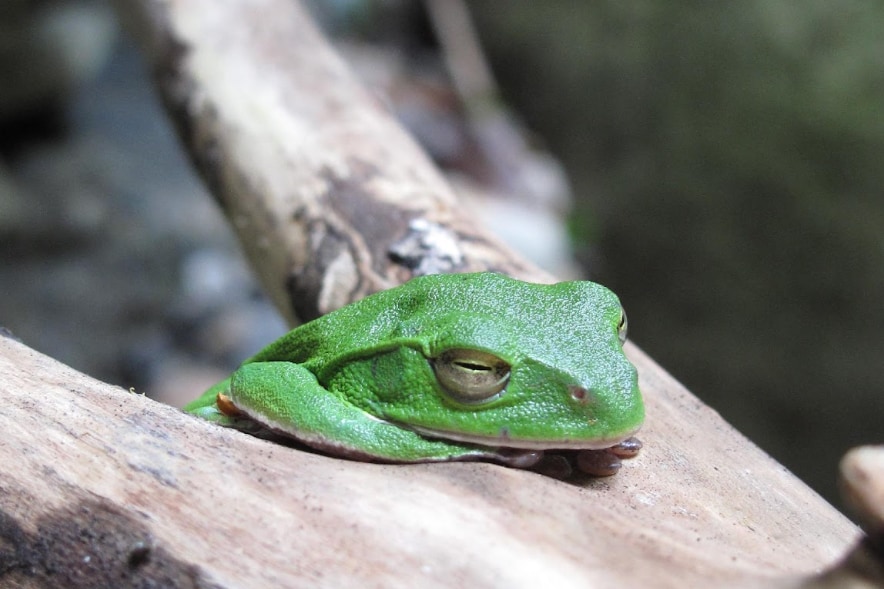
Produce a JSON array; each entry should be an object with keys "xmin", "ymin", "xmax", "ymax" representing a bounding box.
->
[
  {"xmin": 618, "ymin": 309, "xmax": 628, "ymax": 345},
  {"xmin": 432, "ymin": 349, "xmax": 510, "ymax": 404}
]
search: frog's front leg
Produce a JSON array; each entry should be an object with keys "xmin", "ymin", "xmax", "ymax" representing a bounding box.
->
[
  {"xmin": 183, "ymin": 377, "xmax": 268, "ymax": 436},
  {"xmin": 210, "ymin": 361, "xmax": 519, "ymax": 465}
]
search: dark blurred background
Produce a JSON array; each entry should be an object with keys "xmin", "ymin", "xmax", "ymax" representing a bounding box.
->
[{"xmin": 0, "ymin": 0, "xmax": 881, "ymax": 510}]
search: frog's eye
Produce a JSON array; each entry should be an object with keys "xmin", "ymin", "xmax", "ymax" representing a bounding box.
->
[
  {"xmin": 618, "ymin": 309, "xmax": 628, "ymax": 345},
  {"xmin": 432, "ymin": 349, "xmax": 510, "ymax": 404}
]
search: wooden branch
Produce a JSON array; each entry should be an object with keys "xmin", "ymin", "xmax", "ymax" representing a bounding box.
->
[
  {"xmin": 117, "ymin": 0, "xmax": 539, "ymax": 327},
  {"xmin": 0, "ymin": 332, "xmax": 875, "ymax": 588},
  {"xmin": 1, "ymin": 0, "xmax": 877, "ymax": 586}
]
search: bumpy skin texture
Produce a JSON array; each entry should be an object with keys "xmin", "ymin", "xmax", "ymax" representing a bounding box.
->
[{"xmin": 185, "ymin": 273, "xmax": 644, "ymax": 469}]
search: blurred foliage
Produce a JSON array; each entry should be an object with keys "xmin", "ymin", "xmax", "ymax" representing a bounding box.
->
[{"xmin": 470, "ymin": 0, "xmax": 884, "ymax": 506}]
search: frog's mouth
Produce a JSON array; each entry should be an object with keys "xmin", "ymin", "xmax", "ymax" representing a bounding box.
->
[
  {"xmin": 407, "ymin": 423, "xmax": 643, "ymax": 478},
  {"xmin": 406, "ymin": 423, "xmax": 641, "ymax": 451}
]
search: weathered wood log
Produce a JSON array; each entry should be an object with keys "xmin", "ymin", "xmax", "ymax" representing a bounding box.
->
[
  {"xmin": 0, "ymin": 332, "xmax": 873, "ymax": 588},
  {"xmin": 1, "ymin": 0, "xmax": 879, "ymax": 587}
]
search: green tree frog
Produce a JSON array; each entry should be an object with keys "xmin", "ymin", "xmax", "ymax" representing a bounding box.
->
[{"xmin": 185, "ymin": 272, "xmax": 644, "ymax": 478}]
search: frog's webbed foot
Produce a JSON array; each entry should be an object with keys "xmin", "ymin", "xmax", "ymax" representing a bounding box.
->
[{"xmin": 527, "ymin": 437, "xmax": 643, "ymax": 480}]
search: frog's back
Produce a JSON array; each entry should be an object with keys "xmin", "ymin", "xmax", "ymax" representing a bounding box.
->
[
  {"xmin": 246, "ymin": 273, "xmax": 615, "ymax": 372},
  {"xmin": 246, "ymin": 273, "xmax": 463, "ymax": 366}
]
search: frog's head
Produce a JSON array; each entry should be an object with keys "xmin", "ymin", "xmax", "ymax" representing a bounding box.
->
[{"xmin": 360, "ymin": 275, "xmax": 644, "ymax": 451}]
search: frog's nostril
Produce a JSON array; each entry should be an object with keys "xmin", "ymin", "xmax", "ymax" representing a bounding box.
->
[{"xmin": 569, "ymin": 385, "xmax": 595, "ymax": 404}]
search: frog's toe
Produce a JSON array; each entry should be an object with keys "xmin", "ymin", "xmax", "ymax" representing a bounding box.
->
[
  {"xmin": 574, "ymin": 438, "xmax": 642, "ymax": 477},
  {"xmin": 489, "ymin": 448, "xmax": 545, "ymax": 469},
  {"xmin": 576, "ymin": 450, "xmax": 623, "ymax": 477},
  {"xmin": 529, "ymin": 454, "xmax": 573, "ymax": 480},
  {"xmin": 609, "ymin": 436, "xmax": 643, "ymax": 458}
]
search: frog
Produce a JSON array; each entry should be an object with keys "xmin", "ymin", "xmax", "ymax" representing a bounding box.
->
[{"xmin": 184, "ymin": 272, "xmax": 644, "ymax": 478}]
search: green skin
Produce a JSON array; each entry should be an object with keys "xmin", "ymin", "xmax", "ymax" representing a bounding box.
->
[{"xmin": 185, "ymin": 272, "xmax": 644, "ymax": 469}]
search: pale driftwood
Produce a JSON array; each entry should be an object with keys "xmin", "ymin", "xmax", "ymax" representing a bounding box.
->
[
  {"xmin": 0, "ymin": 333, "xmax": 876, "ymax": 589},
  {"xmin": 0, "ymin": 0, "xmax": 879, "ymax": 586},
  {"xmin": 841, "ymin": 447, "xmax": 884, "ymax": 546}
]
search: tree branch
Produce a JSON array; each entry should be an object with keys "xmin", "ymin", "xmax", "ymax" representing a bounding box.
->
[{"xmin": 117, "ymin": 0, "xmax": 539, "ymax": 327}]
